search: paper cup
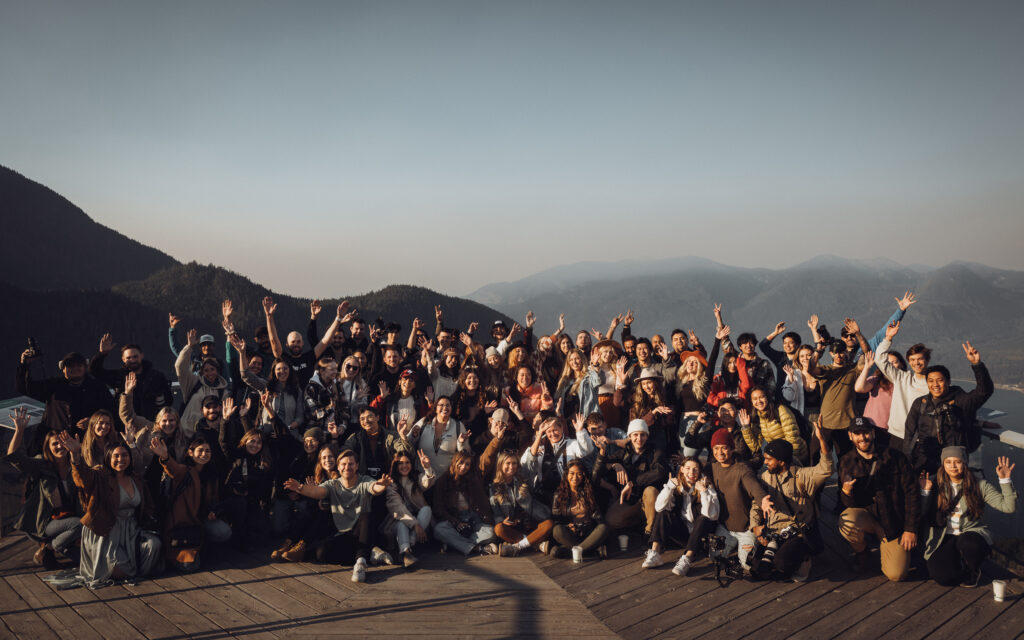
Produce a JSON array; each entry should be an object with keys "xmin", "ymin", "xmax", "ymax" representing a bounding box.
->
[
  {"xmin": 571, "ymin": 546, "xmax": 583, "ymax": 563},
  {"xmin": 618, "ymin": 534, "xmax": 629, "ymax": 551},
  {"xmin": 993, "ymin": 579, "xmax": 1007, "ymax": 602}
]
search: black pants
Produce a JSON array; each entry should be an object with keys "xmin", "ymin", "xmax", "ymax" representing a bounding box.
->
[
  {"xmin": 764, "ymin": 536, "xmax": 811, "ymax": 578},
  {"xmin": 316, "ymin": 514, "xmax": 371, "ymax": 565},
  {"xmin": 650, "ymin": 511, "xmax": 715, "ymax": 556},
  {"xmin": 926, "ymin": 532, "xmax": 989, "ymax": 586}
]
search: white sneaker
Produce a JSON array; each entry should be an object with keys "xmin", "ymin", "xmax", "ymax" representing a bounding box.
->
[
  {"xmin": 791, "ymin": 558, "xmax": 812, "ymax": 582},
  {"xmin": 371, "ymin": 546, "xmax": 394, "ymax": 566},
  {"xmin": 351, "ymin": 558, "xmax": 367, "ymax": 583},
  {"xmin": 671, "ymin": 555, "xmax": 692, "ymax": 576},
  {"xmin": 641, "ymin": 549, "xmax": 664, "ymax": 569}
]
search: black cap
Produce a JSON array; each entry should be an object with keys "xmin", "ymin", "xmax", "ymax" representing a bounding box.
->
[
  {"xmin": 59, "ymin": 352, "xmax": 87, "ymax": 368},
  {"xmin": 848, "ymin": 416, "xmax": 875, "ymax": 433},
  {"xmin": 764, "ymin": 439, "xmax": 793, "ymax": 465},
  {"xmin": 201, "ymin": 394, "xmax": 222, "ymax": 408}
]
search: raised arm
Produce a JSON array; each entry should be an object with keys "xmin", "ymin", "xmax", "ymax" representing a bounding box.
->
[
  {"xmin": 263, "ymin": 296, "xmax": 284, "ymax": 359},
  {"xmin": 866, "ymin": 292, "xmax": 916, "ymax": 351},
  {"xmin": 313, "ymin": 302, "xmax": 351, "ymax": 358}
]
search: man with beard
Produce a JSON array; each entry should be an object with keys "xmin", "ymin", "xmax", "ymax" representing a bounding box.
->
[
  {"xmin": 263, "ymin": 296, "xmax": 352, "ymax": 387},
  {"xmin": 749, "ymin": 420, "xmax": 832, "ymax": 581},
  {"xmin": 18, "ymin": 350, "xmax": 114, "ymax": 426},
  {"xmin": 90, "ymin": 335, "xmax": 171, "ymax": 421}
]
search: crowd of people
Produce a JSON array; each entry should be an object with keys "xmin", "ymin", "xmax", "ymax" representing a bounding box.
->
[{"xmin": 6, "ymin": 291, "xmax": 1016, "ymax": 591}]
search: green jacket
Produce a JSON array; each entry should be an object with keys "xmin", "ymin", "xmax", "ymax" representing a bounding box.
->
[{"xmin": 921, "ymin": 477, "xmax": 1016, "ymax": 559}]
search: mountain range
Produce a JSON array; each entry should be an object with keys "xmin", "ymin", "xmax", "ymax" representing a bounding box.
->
[{"xmin": 0, "ymin": 165, "xmax": 511, "ymax": 379}]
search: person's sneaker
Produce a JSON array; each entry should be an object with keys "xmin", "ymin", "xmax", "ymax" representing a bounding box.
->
[
  {"xmin": 481, "ymin": 543, "xmax": 500, "ymax": 556},
  {"xmin": 552, "ymin": 546, "xmax": 572, "ymax": 560},
  {"xmin": 499, "ymin": 543, "xmax": 521, "ymax": 557},
  {"xmin": 641, "ymin": 549, "xmax": 664, "ymax": 569},
  {"xmin": 270, "ymin": 538, "xmax": 293, "ymax": 561},
  {"xmin": 281, "ymin": 540, "xmax": 306, "ymax": 563},
  {"xmin": 671, "ymin": 555, "xmax": 692, "ymax": 576},
  {"xmin": 351, "ymin": 558, "xmax": 367, "ymax": 583},
  {"xmin": 370, "ymin": 546, "xmax": 394, "ymax": 566},
  {"xmin": 961, "ymin": 568, "xmax": 982, "ymax": 588},
  {"xmin": 402, "ymin": 551, "xmax": 417, "ymax": 568},
  {"xmin": 538, "ymin": 541, "xmax": 551, "ymax": 555}
]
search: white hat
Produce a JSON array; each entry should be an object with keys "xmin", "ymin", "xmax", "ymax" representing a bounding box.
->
[{"xmin": 626, "ymin": 419, "xmax": 649, "ymax": 436}]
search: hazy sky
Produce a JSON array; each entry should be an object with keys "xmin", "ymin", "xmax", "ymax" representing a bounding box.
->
[{"xmin": 2, "ymin": 1, "xmax": 1023, "ymax": 298}]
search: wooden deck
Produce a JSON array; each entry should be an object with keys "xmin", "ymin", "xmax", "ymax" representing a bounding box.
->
[{"xmin": 1, "ymin": 484, "xmax": 1022, "ymax": 639}]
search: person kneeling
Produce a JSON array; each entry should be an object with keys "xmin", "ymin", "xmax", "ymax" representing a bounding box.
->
[{"xmin": 643, "ymin": 457, "xmax": 719, "ymax": 576}]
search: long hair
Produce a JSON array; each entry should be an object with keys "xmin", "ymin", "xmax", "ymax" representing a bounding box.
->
[
  {"xmin": 454, "ymin": 367, "xmax": 486, "ymax": 414},
  {"xmin": 447, "ymin": 450, "xmax": 475, "ymax": 491},
  {"xmin": 556, "ymin": 349, "xmax": 589, "ymax": 395},
  {"xmin": 878, "ymin": 351, "xmax": 907, "ymax": 393},
  {"xmin": 185, "ymin": 436, "xmax": 220, "ymax": 484},
  {"xmin": 553, "ymin": 460, "xmax": 596, "ymax": 514},
  {"xmin": 389, "ymin": 452, "xmax": 421, "ymax": 501},
  {"xmin": 82, "ymin": 410, "xmax": 119, "ymax": 469},
  {"xmin": 631, "ymin": 378, "xmax": 666, "ymax": 420},
  {"xmin": 41, "ymin": 431, "xmax": 67, "ymax": 469},
  {"xmin": 675, "ymin": 456, "xmax": 703, "ymax": 494},
  {"xmin": 236, "ymin": 428, "xmax": 272, "ymax": 469},
  {"xmin": 314, "ymin": 443, "xmax": 341, "ymax": 484},
  {"xmin": 491, "ymin": 452, "xmax": 528, "ymax": 505},
  {"xmin": 268, "ymin": 358, "xmax": 300, "ymax": 395},
  {"xmin": 676, "ymin": 355, "xmax": 709, "ymax": 401},
  {"xmin": 749, "ymin": 385, "xmax": 779, "ymax": 422},
  {"xmin": 936, "ymin": 465, "xmax": 984, "ymax": 521},
  {"xmin": 102, "ymin": 443, "xmax": 134, "ymax": 476}
]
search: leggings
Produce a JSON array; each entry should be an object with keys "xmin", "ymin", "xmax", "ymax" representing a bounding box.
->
[
  {"xmin": 650, "ymin": 511, "xmax": 715, "ymax": 556},
  {"xmin": 552, "ymin": 522, "xmax": 610, "ymax": 553},
  {"xmin": 926, "ymin": 532, "xmax": 989, "ymax": 586}
]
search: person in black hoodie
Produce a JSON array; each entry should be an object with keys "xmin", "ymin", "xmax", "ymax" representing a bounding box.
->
[
  {"xmin": 90, "ymin": 334, "xmax": 171, "ymax": 421},
  {"xmin": 269, "ymin": 426, "xmax": 322, "ymax": 560},
  {"xmin": 904, "ymin": 341, "xmax": 993, "ymax": 474},
  {"xmin": 18, "ymin": 350, "xmax": 115, "ymax": 428}
]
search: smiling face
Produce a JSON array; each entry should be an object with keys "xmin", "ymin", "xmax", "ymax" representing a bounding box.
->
[
  {"xmin": 712, "ymin": 444, "xmax": 732, "ymax": 465},
  {"xmin": 567, "ymin": 351, "xmax": 583, "ymax": 372},
  {"xmin": 908, "ymin": 353, "xmax": 928, "ymax": 375},
  {"xmin": 92, "ymin": 414, "xmax": 112, "ymax": 438},
  {"xmin": 337, "ymin": 454, "xmax": 357, "ymax": 479},
  {"xmin": 500, "ymin": 456, "xmax": 519, "ymax": 479},
  {"xmin": 927, "ymin": 371, "xmax": 949, "ymax": 398},
  {"xmin": 455, "ymin": 457, "xmax": 472, "ymax": 478},
  {"xmin": 750, "ymin": 388, "xmax": 768, "ymax": 412},
  {"xmin": 303, "ymin": 436, "xmax": 319, "ymax": 453},
  {"xmin": 399, "ymin": 376, "xmax": 415, "ymax": 395},
  {"xmin": 717, "ymin": 403, "xmax": 736, "ymax": 426},
  {"xmin": 635, "ymin": 342, "xmax": 651, "ymax": 364},
  {"xmin": 640, "ymin": 379, "xmax": 657, "ymax": 395},
  {"xmin": 190, "ymin": 442, "xmax": 212, "ymax": 466},
  {"xmin": 202, "ymin": 402, "xmax": 221, "ymax": 422},
  {"xmin": 566, "ymin": 465, "xmax": 584, "ymax": 492},
  {"xmin": 109, "ymin": 446, "xmax": 131, "ymax": 473},
  {"xmin": 849, "ymin": 429, "xmax": 875, "ymax": 454},
  {"xmin": 943, "ymin": 456, "xmax": 965, "ymax": 480},
  {"xmin": 383, "ymin": 349, "xmax": 401, "ymax": 370},
  {"xmin": 360, "ymin": 410, "xmax": 380, "ymax": 436},
  {"xmin": 681, "ymin": 460, "xmax": 700, "ymax": 486},
  {"xmin": 47, "ymin": 433, "xmax": 67, "ymax": 458},
  {"xmin": 684, "ymin": 357, "xmax": 700, "ymax": 375},
  {"xmin": 156, "ymin": 410, "xmax": 179, "ymax": 435},
  {"xmin": 244, "ymin": 434, "xmax": 262, "ymax": 455},
  {"xmin": 274, "ymin": 362, "xmax": 290, "ymax": 382},
  {"xmin": 435, "ymin": 398, "xmax": 452, "ymax": 422},
  {"xmin": 121, "ymin": 348, "xmax": 143, "ymax": 371},
  {"xmin": 286, "ymin": 332, "xmax": 305, "ymax": 356},
  {"xmin": 319, "ymin": 448, "xmax": 336, "ymax": 471},
  {"xmin": 201, "ymin": 362, "xmax": 219, "ymax": 384},
  {"xmin": 629, "ymin": 430, "xmax": 648, "ymax": 451},
  {"xmin": 782, "ymin": 336, "xmax": 798, "ymax": 355},
  {"xmin": 464, "ymin": 372, "xmax": 479, "ymax": 391},
  {"xmin": 672, "ymin": 333, "xmax": 686, "ymax": 353},
  {"xmin": 545, "ymin": 419, "xmax": 565, "ymax": 444},
  {"xmin": 516, "ymin": 367, "xmax": 533, "ymax": 389},
  {"xmin": 798, "ymin": 347, "xmax": 813, "ymax": 368},
  {"xmin": 396, "ymin": 455, "xmax": 413, "ymax": 477}
]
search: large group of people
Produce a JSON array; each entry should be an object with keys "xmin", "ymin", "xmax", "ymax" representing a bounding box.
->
[{"xmin": 6, "ymin": 291, "xmax": 1016, "ymax": 592}]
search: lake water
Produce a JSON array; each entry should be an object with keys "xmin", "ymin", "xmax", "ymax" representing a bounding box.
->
[{"xmin": 973, "ymin": 388, "xmax": 1024, "ymax": 547}]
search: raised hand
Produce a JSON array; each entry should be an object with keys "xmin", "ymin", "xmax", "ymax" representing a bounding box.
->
[
  {"xmin": 221, "ymin": 299, "xmax": 234, "ymax": 320},
  {"xmin": 457, "ymin": 430, "xmax": 470, "ymax": 444},
  {"xmin": 467, "ymin": 321, "xmax": 479, "ymax": 335},
  {"xmin": 340, "ymin": 306, "xmax": 357, "ymax": 323},
  {"xmin": 737, "ymin": 408, "xmax": 751, "ymax": 426},
  {"xmin": 896, "ymin": 291, "xmax": 917, "ymax": 311},
  {"xmin": 185, "ymin": 328, "xmax": 197, "ymax": 347},
  {"xmin": 58, "ymin": 430, "xmax": 81, "ymax": 455},
  {"xmin": 378, "ymin": 381, "xmax": 389, "ymax": 398},
  {"xmin": 557, "ymin": 313, "xmax": 566, "ymax": 333},
  {"xmin": 6, "ymin": 407, "xmax": 29, "ymax": 432},
  {"xmin": 715, "ymin": 325, "xmax": 731, "ymax": 341},
  {"xmin": 99, "ymin": 333, "xmax": 115, "ymax": 354},
  {"xmin": 283, "ymin": 478, "xmax": 302, "ymax": 492},
  {"xmin": 885, "ymin": 320, "xmax": 901, "ymax": 341},
  {"xmin": 713, "ymin": 303, "xmax": 723, "ymax": 318},
  {"xmin": 590, "ymin": 328, "xmax": 604, "ymax": 341},
  {"xmin": 169, "ymin": 313, "xmax": 180, "ymax": 328},
  {"xmin": 417, "ymin": 449, "xmax": 432, "ymax": 470},
  {"xmin": 843, "ymin": 317, "xmax": 860, "ymax": 336},
  {"xmin": 412, "ymin": 317, "xmax": 423, "ymax": 331},
  {"xmin": 509, "ymin": 322, "xmax": 522, "ymax": 339},
  {"xmin": 125, "ymin": 371, "xmax": 137, "ymax": 395},
  {"xmin": 228, "ymin": 333, "xmax": 246, "ymax": 353},
  {"xmin": 919, "ymin": 471, "xmax": 933, "ymax": 492},
  {"xmin": 435, "ymin": 304, "xmax": 444, "ymax": 323},
  {"xmin": 224, "ymin": 396, "xmax": 239, "ymax": 418},
  {"xmin": 150, "ymin": 436, "xmax": 169, "ymax": 460},
  {"xmin": 262, "ymin": 296, "xmax": 277, "ymax": 316},
  {"xmin": 783, "ymin": 364, "xmax": 795, "ymax": 382},
  {"xmin": 807, "ymin": 314, "xmax": 819, "ymax": 331},
  {"xmin": 241, "ymin": 396, "xmax": 252, "ymax": 417},
  {"xmin": 572, "ymin": 412, "xmax": 585, "ymax": 433},
  {"xmin": 460, "ymin": 332, "xmax": 473, "ymax": 347},
  {"xmin": 962, "ymin": 341, "xmax": 981, "ymax": 365},
  {"xmin": 688, "ymin": 330, "xmax": 700, "ymax": 346},
  {"xmin": 377, "ymin": 474, "xmax": 394, "ymax": 488},
  {"xmin": 695, "ymin": 477, "xmax": 709, "ymax": 493},
  {"xmin": 615, "ymin": 356, "xmax": 628, "ymax": 384},
  {"xmin": 310, "ymin": 299, "xmax": 322, "ymax": 319},
  {"xmin": 525, "ymin": 311, "xmax": 536, "ymax": 328},
  {"xmin": 773, "ymin": 321, "xmax": 786, "ymax": 335},
  {"xmin": 396, "ymin": 417, "xmax": 410, "ymax": 439},
  {"xmin": 996, "ymin": 456, "xmax": 1015, "ymax": 480},
  {"xmin": 623, "ymin": 309, "xmax": 634, "ymax": 326}
]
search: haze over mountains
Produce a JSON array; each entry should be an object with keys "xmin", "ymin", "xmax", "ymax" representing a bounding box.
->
[
  {"xmin": 3, "ymin": 163, "xmax": 1022, "ymax": 387},
  {"xmin": 468, "ymin": 257, "xmax": 1024, "ymax": 387},
  {"xmin": 0, "ymin": 166, "xmax": 511, "ymax": 379}
]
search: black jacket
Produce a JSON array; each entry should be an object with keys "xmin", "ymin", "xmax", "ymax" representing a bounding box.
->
[
  {"xmin": 904, "ymin": 363, "xmax": 993, "ymax": 473},
  {"xmin": 838, "ymin": 444, "xmax": 920, "ymax": 540},
  {"xmin": 89, "ymin": 353, "xmax": 171, "ymax": 421},
  {"xmin": 16, "ymin": 365, "xmax": 115, "ymax": 425}
]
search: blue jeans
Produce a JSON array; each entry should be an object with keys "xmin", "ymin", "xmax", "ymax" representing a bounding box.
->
[
  {"xmin": 434, "ymin": 510, "xmax": 495, "ymax": 555},
  {"xmin": 715, "ymin": 524, "xmax": 755, "ymax": 569},
  {"xmin": 271, "ymin": 498, "xmax": 314, "ymax": 538},
  {"xmin": 204, "ymin": 518, "xmax": 233, "ymax": 543},
  {"xmin": 43, "ymin": 516, "xmax": 82, "ymax": 555},
  {"xmin": 395, "ymin": 506, "xmax": 432, "ymax": 553}
]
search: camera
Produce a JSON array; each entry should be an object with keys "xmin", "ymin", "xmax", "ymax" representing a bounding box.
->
[
  {"xmin": 27, "ymin": 336, "xmax": 41, "ymax": 359},
  {"xmin": 751, "ymin": 522, "xmax": 809, "ymax": 580},
  {"xmin": 817, "ymin": 324, "xmax": 832, "ymax": 343}
]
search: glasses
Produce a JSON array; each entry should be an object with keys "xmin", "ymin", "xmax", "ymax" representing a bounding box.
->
[{"xmin": 345, "ymin": 365, "xmax": 359, "ymax": 371}]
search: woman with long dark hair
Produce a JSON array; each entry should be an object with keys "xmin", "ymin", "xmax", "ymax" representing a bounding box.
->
[
  {"xmin": 490, "ymin": 452, "xmax": 553, "ymax": 556},
  {"xmin": 550, "ymin": 460, "xmax": 609, "ymax": 559},
  {"xmin": 60, "ymin": 432, "xmax": 162, "ymax": 587},
  {"xmin": 383, "ymin": 449, "xmax": 436, "ymax": 567},
  {"xmin": 433, "ymin": 451, "xmax": 498, "ymax": 556},
  {"xmin": 81, "ymin": 410, "xmax": 121, "ymax": 470},
  {"xmin": 748, "ymin": 385, "xmax": 808, "ymax": 466},
  {"xmin": 235, "ymin": 330, "xmax": 305, "ymax": 440},
  {"xmin": 920, "ymin": 448, "xmax": 1016, "ymax": 586},
  {"xmin": 642, "ymin": 457, "xmax": 719, "ymax": 575}
]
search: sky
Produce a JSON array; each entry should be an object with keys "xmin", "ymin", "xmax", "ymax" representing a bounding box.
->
[{"xmin": 2, "ymin": 1, "xmax": 1023, "ymax": 299}]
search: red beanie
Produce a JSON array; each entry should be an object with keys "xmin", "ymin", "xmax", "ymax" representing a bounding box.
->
[{"xmin": 710, "ymin": 428, "xmax": 733, "ymax": 449}]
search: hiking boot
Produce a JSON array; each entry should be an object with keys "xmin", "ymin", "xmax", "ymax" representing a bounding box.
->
[
  {"xmin": 480, "ymin": 543, "xmax": 499, "ymax": 556},
  {"xmin": 641, "ymin": 549, "xmax": 664, "ymax": 569},
  {"xmin": 370, "ymin": 546, "xmax": 394, "ymax": 566},
  {"xmin": 281, "ymin": 540, "xmax": 306, "ymax": 562},
  {"xmin": 34, "ymin": 543, "xmax": 57, "ymax": 570},
  {"xmin": 671, "ymin": 555, "xmax": 692, "ymax": 577},
  {"xmin": 270, "ymin": 538, "xmax": 293, "ymax": 561},
  {"xmin": 352, "ymin": 558, "xmax": 367, "ymax": 583}
]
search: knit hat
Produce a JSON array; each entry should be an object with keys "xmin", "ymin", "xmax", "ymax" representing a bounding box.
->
[
  {"xmin": 304, "ymin": 427, "xmax": 324, "ymax": 443},
  {"xmin": 710, "ymin": 428, "xmax": 733, "ymax": 449},
  {"xmin": 941, "ymin": 446, "xmax": 967, "ymax": 464},
  {"xmin": 491, "ymin": 408, "xmax": 511, "ymax": 424},
  {"xmin": 484, "ymin": 346, "xmax": 500, "ymax": 359},
  {"xmin": 626, "ymin": 419, "xmax": 649, "ymax": 435},
  {"xmin": 764, "ymin": 439, "xmax": 794, "ymax": 465}
]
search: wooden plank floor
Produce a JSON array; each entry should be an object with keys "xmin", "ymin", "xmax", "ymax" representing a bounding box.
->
[
  {"xmin": 2, "ymin": 482, "xmax": 1023, "ymax": 640},
  {"xmin": 530, "ymin": 483, "xmax": 1024, "ymax": 640},
  {"xmin": 0, "ymin": 534, "xmax": 616, "ymax": 639}
]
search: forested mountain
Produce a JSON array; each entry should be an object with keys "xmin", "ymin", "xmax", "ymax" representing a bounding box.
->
[
  {"xmin": 0, "ymin": 167, "xmax": 511, "ymax": 378},
  {"xmin": 470, "ymin": 258, "xmax": 1024, "ymax": 386}
]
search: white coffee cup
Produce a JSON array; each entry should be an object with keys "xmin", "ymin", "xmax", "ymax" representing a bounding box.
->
[
  {"xmin": 571, "ymin": 546, "xmax": 583, "ymax": 563},
  {"xmin": 618, "ymin": 534, "xmax": 629, "ymax": 551},
  {"xmin": 993, "ymin": 579, "xmax": 1007, "ymax": 602}
]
